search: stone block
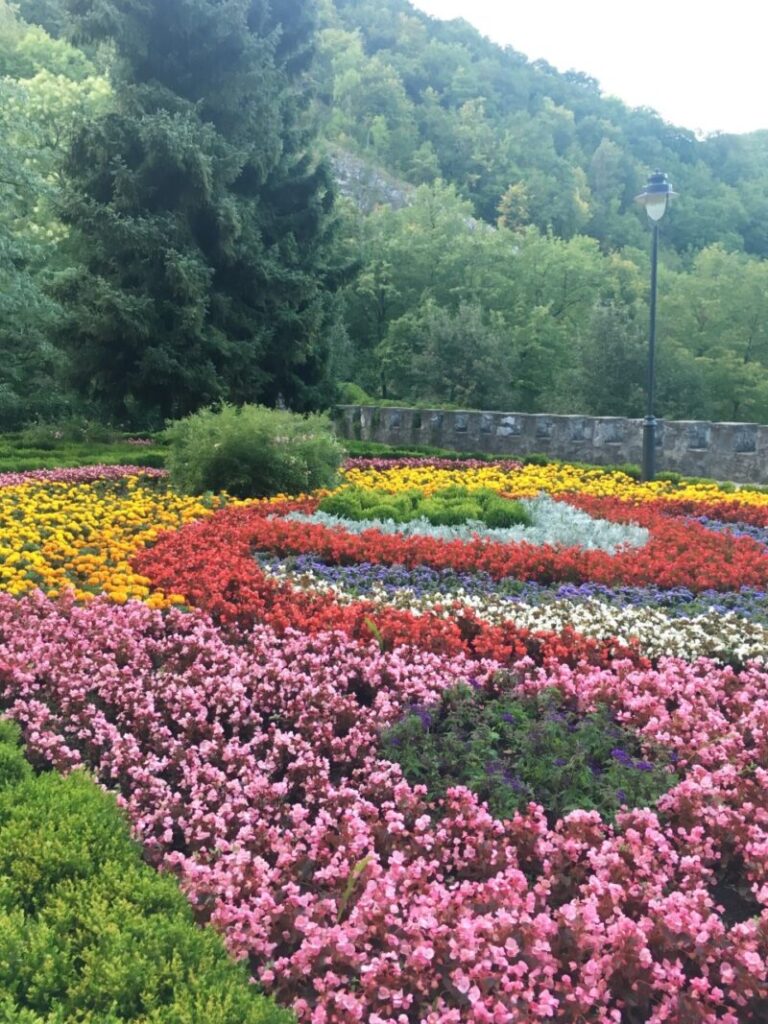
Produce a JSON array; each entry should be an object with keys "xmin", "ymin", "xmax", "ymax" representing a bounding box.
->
[{"xmin": 497, "ymin": 415, "xmax": 522, "ymax": 437}]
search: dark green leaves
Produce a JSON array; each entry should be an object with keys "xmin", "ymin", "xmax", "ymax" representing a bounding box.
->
[{"xmin": 381, "ymin": 683, "xmax": 678, "ymax": 825}]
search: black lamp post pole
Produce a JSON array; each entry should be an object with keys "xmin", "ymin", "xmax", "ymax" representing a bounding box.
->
[
  {"xmin": 636, "ymin": 169, "xmax": 677, "ymax": 481},
  {"xmin": 642, "ymin": 221, "xmax": 659, "ymax": 482}
]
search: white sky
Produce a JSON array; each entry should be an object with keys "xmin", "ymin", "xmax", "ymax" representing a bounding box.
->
[{"xmin": 410, "ymin": 0, "xmax": 768, "ymax": 136}]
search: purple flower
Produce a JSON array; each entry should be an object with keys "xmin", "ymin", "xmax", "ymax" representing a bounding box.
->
[{"xmin": 409, "ymin": 704, "xmax": 433, "ymax": 730}]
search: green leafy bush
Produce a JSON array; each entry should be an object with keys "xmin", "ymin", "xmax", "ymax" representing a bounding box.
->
[
  {"xmin": 380, "ymin": 684, "xmax": 678, "ymax": 824},
  {"xmin": 366, "ymin": 502, "xmax": 406, "ymax": 522},
  {"xmin": 317, "ymin": 488, "xmax": 365, "ymax": 519},
  {"xmin": 612, "ymin": 462, "xmax": 642, "ymax": 480},
  {"xmin": 164, "ymin": 403, "xmax": 345, "ymax": 499},
  {"xmin": 483, "ymin": 496, "xmax": 529, "ymax": 528},
  {"xmin": 0, "ymin": 720, "xmax": 292, "ymax": 1023},
  {"xmin": 337, "ymin": 381, "xmax": 375, "ymax": 405},
  {"xmin": 419, "ymin": 497, "xmax": 479, "ymax": 525},
  {"xmin": 522, "ymin": 452, "xmax": 550, "ymax": 466},
  {"xmin": 318, "ymin": 484, "xmax": 532, "ymax": 529}
]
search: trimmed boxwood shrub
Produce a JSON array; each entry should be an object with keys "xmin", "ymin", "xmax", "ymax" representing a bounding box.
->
[
  {"xmin": 318, "ymin": 484, "xmax": 532, "ymax": 529},
  {"xmin": 0, "ymin": 718, "xmax": 292, "ymax": 1024}
]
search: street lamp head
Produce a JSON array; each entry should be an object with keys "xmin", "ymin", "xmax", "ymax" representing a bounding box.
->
[{"xmin": 635, "ymin": 169, "xmax": 678, "ymax": 222}]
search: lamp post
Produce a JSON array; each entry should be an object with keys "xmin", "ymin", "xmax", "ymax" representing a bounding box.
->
[{"xmin": 634, "ymin": 170, "xmax": 678, "ymax": 482}]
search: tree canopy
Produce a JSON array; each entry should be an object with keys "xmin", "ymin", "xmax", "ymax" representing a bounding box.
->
[
  {"xmin": 5, "ymin": 0, "xmax": 768, "ymax": 429},
  {"xmin": 317, "ymin": 0, "xmax": 768, "ymax": 258},
  {"xmin": 49, "ymin": 0, "xmax": 342, "ymax": 425}
]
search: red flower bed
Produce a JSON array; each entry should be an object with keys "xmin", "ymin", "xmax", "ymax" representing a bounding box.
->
[
  {"xmin": 134, "ymin": 504, "xmax": 643, "ymax": 670},
  {"xmin": 561, "ymin": 492, "xmax": 768, "ymax": 529},
  {"xmin": 136, "ymin": 497, "xmax": 768, "ymax": 603}
]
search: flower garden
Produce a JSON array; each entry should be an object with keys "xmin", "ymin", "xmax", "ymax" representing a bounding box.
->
[{"xmin": 1, "ymin": 456, "xmax": 768, "ymax": 1023}]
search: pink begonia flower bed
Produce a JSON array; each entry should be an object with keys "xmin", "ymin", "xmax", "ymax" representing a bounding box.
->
[
  {"xmin": 0, "ymin": 591, "xmax": 766, "ymax": 1023},
  {"xmin": 0, "ymin": 464, "xmax": 166, "ymax": 488}
]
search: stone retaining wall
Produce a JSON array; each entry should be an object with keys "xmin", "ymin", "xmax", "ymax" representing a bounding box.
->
[{"xmin": 334, "ymin": 405, "xmax": 768, "ymax": 483}]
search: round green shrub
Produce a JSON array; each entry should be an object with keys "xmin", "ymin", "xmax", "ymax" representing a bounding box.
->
[
  {"xmin": 317, "ymin": 490, "xmax": 362, "ymax": 519},
  {"xmin": 319, "ymin": 487, "xmax": 418, "ymax": 522},
  {"xmin": 164, "ymin": 403, "xmax": 345, "ymax": 499},
  {"xmin": 366, "ymin": 503, "xmax": 406, "ymax": 522}
]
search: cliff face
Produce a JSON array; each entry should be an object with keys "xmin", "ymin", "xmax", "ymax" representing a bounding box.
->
[{"xmin": 330, "ymin": 149, "xmax": 414, "ymax": 213}]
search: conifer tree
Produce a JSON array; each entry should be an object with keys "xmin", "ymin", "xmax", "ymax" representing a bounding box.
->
[{"xmin": 57, "ymin": 0, "xmax": 339, "ymax": 425}]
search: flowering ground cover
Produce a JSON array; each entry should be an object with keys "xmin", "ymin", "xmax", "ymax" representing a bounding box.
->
[
  {"xmin": 1, "ymin": 459, "xmax": 768, "ymax": 1022},
  {"xmin": 0, "ymin": 468, "xmax": 219, "ymax": 605}
]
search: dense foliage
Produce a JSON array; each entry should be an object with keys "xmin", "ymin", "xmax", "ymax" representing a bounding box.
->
[
  {"xmin": 318, "ymin": 0, "xmax": 768, "ymax": 258},
  {"xmin": 4, "ymin": 0, "xmax": 768, "ymax": 429},
  {"xmin": 307, "ymin": 0, "xmax": 768, "ymax": 421},
  {"xmin": 381, "ymin": 683, "xmax": 678, "ymax": 823},
  {"xmin": 334, "ymin": 182, "xmax": 768, "ymax": 421},
  {"xmin": 164, "ymin": 403, "xmax": 344, "ymax": 498},
  {"xmin": 0, "ymin": 0, "xmax": 110, "ymax": 427},
  {"xmin": 0, "ymin": 718, "xmax": 292, "ymax": 1023},
  {"xmin": 50, "ymin": 0, "xmax": 342, "ymax": 426}
]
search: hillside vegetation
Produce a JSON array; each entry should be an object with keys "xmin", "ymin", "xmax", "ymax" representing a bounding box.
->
[
  {"xmin": 314, "ymin": 0, "xmax": 768, "ymax": 421},
  {"xmin": 3, "ymin": 0, "xmax": 768, "ymax": 427},
  {"xmin": 317, "ymin": 0, "xmax": 768, "ymax": 257}
]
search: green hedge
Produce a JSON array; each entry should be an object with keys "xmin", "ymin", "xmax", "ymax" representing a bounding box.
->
[
  {"xmin": 0, "ymin": 718, "xmax": 292, "ymax": 1024},
  {"xmin": 0, "ymin": 436, "xmax": 168, "ymax": 473},
  {"xmin": 342, "ymin": 439, "xmax": 500, "ymax": 461},
  {"xmin": 319, "ymin": 484, "xmax": 532, "ymax": 528}
]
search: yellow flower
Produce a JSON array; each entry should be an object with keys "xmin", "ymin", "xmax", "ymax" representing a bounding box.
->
[
  {"xmin": 340, "ymin": 462, "xmax": 768, "ymax": 506},
  {"xmin": 0, "ymin": 476, "xmax": 228, "ymax": 607}
]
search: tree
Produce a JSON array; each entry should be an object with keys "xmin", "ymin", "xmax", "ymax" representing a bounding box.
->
[
  {"xmin": 0, "ymin": 0, "xmax": 111, "ymax": 427},
  {"xmin": 0, "ymin": 74, "xmax": 67, "ymax": 427},
  {"xmin": 56, "ymin": 0, "xmax": 341, "ymax": 426},
  {"xmin": 570, "ymin": 303, "xmax": 646, "ymax": 416},
  {"xmin": 16, "ymin": 0, "xmax": 68, "ymax": 37},
  {"xmin": 378, "ymin": 300, "xmax": 509, "ymax": 407}
]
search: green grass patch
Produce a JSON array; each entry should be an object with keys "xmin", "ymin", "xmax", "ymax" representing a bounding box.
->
[{"xmin": 0, "ymin": 437, "xmax": 168, "ymax": 472}]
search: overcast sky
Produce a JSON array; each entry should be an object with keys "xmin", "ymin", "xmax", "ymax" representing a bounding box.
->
[{"xmin": 410, "ymin": 0, "xmax": 768, "ymax": 136}]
